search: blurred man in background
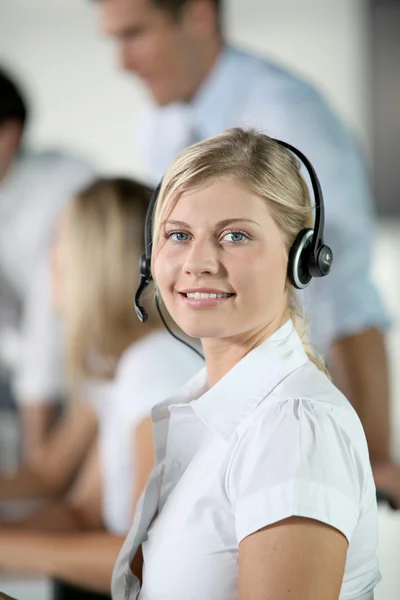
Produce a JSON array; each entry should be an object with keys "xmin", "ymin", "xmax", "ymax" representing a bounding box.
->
[
  {"xmin": 0, "ymin": 68, "xmax": 95, "ymax": 461},
  {"xmin": 94, "ymin": 0, "xmax": 400, "ymax": 506}
]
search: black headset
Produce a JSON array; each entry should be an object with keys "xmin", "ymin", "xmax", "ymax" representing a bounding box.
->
[{"xmin": 134, "ymin": 139, "xmax": 333, "ymax": 336}]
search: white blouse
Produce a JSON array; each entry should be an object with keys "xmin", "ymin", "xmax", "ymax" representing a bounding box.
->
[
  {"xmin": 112, "ymin": 320, "xmax": 380, "ymax": 600},
  {"xmin": 84, "ymin": 330, "xmax": 203, "ymax": 535}
]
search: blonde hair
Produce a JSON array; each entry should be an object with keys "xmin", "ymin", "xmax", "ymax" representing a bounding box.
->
[
  {"xmin": 62, "ymin": 177, "xmax": 156, "ymax": 383},
  {"xmin": 152, "ymin": 128, "xmax": 329, "ymax": 375}
]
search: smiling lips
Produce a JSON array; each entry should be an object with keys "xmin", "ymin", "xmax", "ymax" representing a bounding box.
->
[
  {"xmin": 185, "ymin": 292, "xmax": 231, "ymax": 299},
  {"xmin": 179, "ymin": 288, "xmax": 235, "ymax": 309}
]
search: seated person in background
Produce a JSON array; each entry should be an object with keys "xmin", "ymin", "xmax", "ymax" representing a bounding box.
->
[
  {"xmin": 0, "ymin": 177, "xmax": 202, "ymax": 599},
  {"xmin": 113, "ymin": 129, "xmax": 380, "ymax": 600},
  {"xmin": 0, "ymin": 67, "xmax": 95, "ymax": 459}
]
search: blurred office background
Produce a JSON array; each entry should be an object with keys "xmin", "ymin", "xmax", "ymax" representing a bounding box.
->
[{"xmin": 0, "ymin": 0, "xmax": 399, "ymax": 598}]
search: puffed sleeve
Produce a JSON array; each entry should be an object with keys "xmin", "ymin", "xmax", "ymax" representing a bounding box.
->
[{"xmin": 226, "ymin": 397, "xmax": 373, "ymax": 544}]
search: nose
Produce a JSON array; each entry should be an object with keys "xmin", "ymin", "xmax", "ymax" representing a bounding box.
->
[{"xmin": 183, "ymin": 238, "xmax": 220, "ymax": 278}]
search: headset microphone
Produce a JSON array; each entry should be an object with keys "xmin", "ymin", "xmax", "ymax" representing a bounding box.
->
[
  {"xmin": 134, "ymin": 181, "xmax": 162, "ymax": 324},
  {"xmin": 134, "ymin": 181, "xmax": 203, "ymax": 358},
  {"xmin": 134, "ymin": 255, "xmax": 152, "ymax": 324}
]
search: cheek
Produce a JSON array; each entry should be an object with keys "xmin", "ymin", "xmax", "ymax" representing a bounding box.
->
[
  {"xmin": 159, "ymin": 32, "xmax": 187, "ymax": 75},
  {"xmin": 149, "ymin": 30, "xmax": 173, "ymax": 62},
  {"xmin": 234, "ymin": 246, "xmax": 288, "ymax": 295},
  {"xmin": 153, "ymin": 250, "xmax": 176, "ymax": 298},
  {"xmin": 127, "ymin": 33, "xmax": 162, "ymax": 71},
  {"xmin": 143, "ymin": 35, "xmax": 161, "ymax": 63}
]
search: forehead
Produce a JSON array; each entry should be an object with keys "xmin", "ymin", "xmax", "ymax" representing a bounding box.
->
[
  {"xmin": 99, "ymin": 0, "xmax": 155, "ymax": 35},
  {"xmin": 167, "ymin": 177, "xmax": 272, "ymax": 226}
]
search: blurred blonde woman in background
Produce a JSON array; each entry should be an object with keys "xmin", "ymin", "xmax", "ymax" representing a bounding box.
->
[
  {"xmin": 113, "ymin": 129, "xmax": 380, "ymax": 600},
  {"xmin": 0, "ymin": 178, "xmax": 201, "ymax": 599}
]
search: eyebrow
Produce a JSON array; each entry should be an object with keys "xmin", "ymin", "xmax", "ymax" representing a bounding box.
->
[{"xmin": 163, "ymin": 218, "xmax": 261, "ymax": 229}]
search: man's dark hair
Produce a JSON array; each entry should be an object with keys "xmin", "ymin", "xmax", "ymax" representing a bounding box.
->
[
  {"xmin": 0, "ymin": 68, "xmax": 28, "ymax": 128},
  {"xmin": 92, "ymin": 0, "xmax": 222, "ymax": 25},
  {"xmin": 154, "ymin": 0, "xmax": 222, "ymax": 34},
  {"xmin": 153, "ymin": 0, "xmax": 221, "ymax": 20}
]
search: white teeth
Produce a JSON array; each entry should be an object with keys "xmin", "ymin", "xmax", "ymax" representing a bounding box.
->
[{"xmin": 185, "ymin": 292, "xmax": 230, "ymax": 299}]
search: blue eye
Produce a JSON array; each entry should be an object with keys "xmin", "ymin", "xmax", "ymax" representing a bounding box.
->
[
  {"xmin": 167, "ymin": 231, "xmax": 190, "ymax": 242},
  {"xmin": 222, "ymin": 231, "xmax": 249, "ymax": 243}
]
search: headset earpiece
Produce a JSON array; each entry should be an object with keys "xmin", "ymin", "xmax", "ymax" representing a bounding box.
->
[
  {"xmin": 288, "ymin": 228, "xmax": 314, "ymax": 289},
  {"xmin": 288, "ymin": 230, "xmax": 333, "ymax": 290},
  {"xmin": 315, "ymin": 244, "xmax": 333, "ymax": 276}
]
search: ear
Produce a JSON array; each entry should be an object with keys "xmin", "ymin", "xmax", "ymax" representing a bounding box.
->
[{"xmin": 181, "ymin": 0, "xmax": 219, "ymax": 39}]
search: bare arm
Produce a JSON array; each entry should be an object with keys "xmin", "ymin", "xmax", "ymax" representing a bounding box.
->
[
  {"xmin": 0, "ymin": 416, "xmax": 157, "ymax": 591},
  {"xmin": 0, "ymin": 530, "xmax": 124, "ymax": 594},
  {"xmin": 330, "ymin": 327, "xmax": 400, "ymax": 506},
  {"xmin": 0, "ymin": 402, "xmax": 97, "ymax": 502},
  {"xmin": 238, "ymin": 516, "xmax": 348, "ymax": 600},
  {"xmin": 18, "ymin": 403, "xmax": 56, "ymax": 460},
  {"xmin": 1, "ymin": 439, "xmax": 103, "ymax": 532},
  {"xmin": 0, "ymin": 438, "xmax": 120, "ymax": 593},
  {"xmin": 330, "ymin": 327, "xmax": 390, "ymax": 460},
  {"xmin": 0, "ymin": 436, "xmax": 126, "ymax": 594},
  {"xmin": 0, "ymin": 501, "xmax": 98, "ymax": 533}
]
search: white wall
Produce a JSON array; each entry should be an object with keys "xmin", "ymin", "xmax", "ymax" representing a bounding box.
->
[{"xmin": 0, "ymin": 0, "xmax": 371, "ymax": 174}]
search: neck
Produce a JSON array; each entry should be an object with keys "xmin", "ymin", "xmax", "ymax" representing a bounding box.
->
[
  {"xmin": 202, "ymin": 310, "xmax": 290, "ymax": 389},
  {"xmin": 0, "ymin": 159, "xmax": 13, "ymax": 185},
  {"xmin": 184, "ymin": 37, "xmax": 224, "ymax": 103}
]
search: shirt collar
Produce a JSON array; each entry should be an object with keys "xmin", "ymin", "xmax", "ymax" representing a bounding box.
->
[{"xmin": 152, "ymin": 320, "xmax": 309, "ymax": 443}]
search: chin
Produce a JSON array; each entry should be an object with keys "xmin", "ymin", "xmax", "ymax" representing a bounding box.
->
[
  {"xmin": 149, "ymin": 85, "xmax": 175, "ymax": 107},
  {"xmin": 178, "ymin": 318, "xmax": 230, "ymax": 341}
]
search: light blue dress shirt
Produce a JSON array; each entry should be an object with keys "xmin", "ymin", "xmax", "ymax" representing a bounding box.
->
[{"xmin": 135, "ymin": 46, "xmax": 389, "ymax": 353}]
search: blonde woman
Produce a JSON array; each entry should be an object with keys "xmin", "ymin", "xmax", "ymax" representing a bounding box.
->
[
  {"xmin": 0, "ymin": 178, "xmax": 201, "ymax": 598},
  {"xmin": 112, "ymin": 130, "xmax": 380, "ymax": 600}
]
